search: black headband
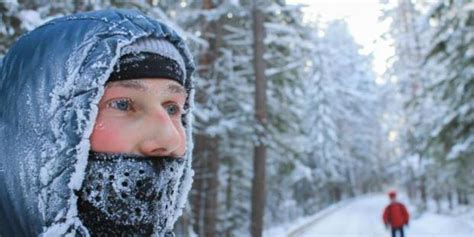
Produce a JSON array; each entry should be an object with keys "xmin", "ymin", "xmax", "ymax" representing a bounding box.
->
[{"xmin": 108, "ymin": 52, "xmax": 185, "ymax": 85}]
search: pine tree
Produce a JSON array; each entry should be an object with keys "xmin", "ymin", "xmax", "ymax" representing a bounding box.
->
[
  {"xmin": 422, "ymin": 0, "xmax": 474, "ymax": 206},
  {"xmin": 385, "ymin": 0, "xmax": 474, "ymax": 211}
]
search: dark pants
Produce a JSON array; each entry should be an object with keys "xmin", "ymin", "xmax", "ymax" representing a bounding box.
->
[{"xmin": 391, "ymin": 227, "xmax": 404, "ymax": 237}]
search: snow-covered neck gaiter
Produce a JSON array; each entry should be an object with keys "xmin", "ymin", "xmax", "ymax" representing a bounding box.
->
[{"xmin": 77, "ymin": 151, "xmax": 184, "ymax": 236}]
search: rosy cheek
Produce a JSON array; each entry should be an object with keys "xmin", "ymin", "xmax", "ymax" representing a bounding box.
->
[{"xmin": 90, "ymin": 118, "xmax": 131, "ymax": 153}]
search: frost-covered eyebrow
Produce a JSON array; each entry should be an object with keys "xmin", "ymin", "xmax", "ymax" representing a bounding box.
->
[
  {"xmin": 167, "ymin": 84, "xmax": 187, "ymax": 96},
  {"xmin": 106, "ymin": 80, "xmax": 147, "ymax": 91}
]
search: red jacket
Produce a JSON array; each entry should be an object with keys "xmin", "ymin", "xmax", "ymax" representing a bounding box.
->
[{"xmin": 383, "ymin": 202, "xmax": 409, "ymax": 228}]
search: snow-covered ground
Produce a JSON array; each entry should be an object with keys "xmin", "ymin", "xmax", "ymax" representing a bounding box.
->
[{"xmin": 265, "ymin": 194, "xmax": 474, "ymax": 237}]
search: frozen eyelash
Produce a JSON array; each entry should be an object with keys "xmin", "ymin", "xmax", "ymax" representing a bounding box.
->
[
  {"xmin": 106, "ymin": 98, "xmax": 134, "ymax": 111},
  {"xmin": 107, "ymin": 98, "xmax": 132, "ymax": 106}
]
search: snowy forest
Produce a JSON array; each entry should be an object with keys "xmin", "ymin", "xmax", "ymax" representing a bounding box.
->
[{"xmin": 1, "ymin": 0, "xmax": 473, "ymax": 236}]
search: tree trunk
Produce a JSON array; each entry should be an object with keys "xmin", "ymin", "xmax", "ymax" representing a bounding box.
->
[
  {"xmin": 461, "ymin": 190, "xmax": 469, "ymax": 205},
  {"xmin": 457, "ymin": 188, "xmax": 463, "ymax": 205},
  {"xmin": 190, "ymin": 1, "xmax": 223, "ymax": 236},
  {"xmin": 419, "ymin": 176, "xmax": 427, "ymax": 211},
  {"xmin": 434, "ymin": 193, "xmax": 441, "ymax": 213},
  {"xmin": 251, "ymin": 3, "xmax": 267, "ymax": 237},
  {"xmin": 192, "ymin": 135, "xmax": 220, "ymax": 237},
  {"xmin": 192, "ymin": 135, "xmax": 207, "ymax": 236},
  {"xmin": 204, "ymin": 137, "xmax": 219, "ymax": 237},
  {"xmin": 225, "ymin": 157, "xmax": 234, "ymax": 237},
  {"xmin": 447, "ymin": 191, "xmax": 453, "ymax": 210}
]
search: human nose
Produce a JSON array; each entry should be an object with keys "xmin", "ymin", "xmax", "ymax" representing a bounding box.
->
[{"xmin": 137, "ymin": 108, "xmax": 184, "ymax": 157}]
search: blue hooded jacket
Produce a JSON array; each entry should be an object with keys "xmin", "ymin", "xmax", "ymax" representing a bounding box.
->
[{"xmin": 0, "ymin": 9, "xmax": 195, "ymax": 236}]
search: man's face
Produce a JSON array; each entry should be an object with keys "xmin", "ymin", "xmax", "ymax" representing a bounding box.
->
[{"xmin": 90, "ymin": 79, "xmax": 187, "ymax": 157}]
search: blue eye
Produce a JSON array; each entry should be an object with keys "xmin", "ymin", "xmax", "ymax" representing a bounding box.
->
[
  {"xmin": 108, "ymin": 99, "xmax": 133, "ymax": 111},
  {"xmin": 165, "ymin": 104, "xmax": 181, "ymax": 116}
]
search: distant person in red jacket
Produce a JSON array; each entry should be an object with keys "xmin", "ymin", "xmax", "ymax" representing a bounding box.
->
[{"xmin": 383, "ymin": 191, "xmax": 410, "ymax": 237}]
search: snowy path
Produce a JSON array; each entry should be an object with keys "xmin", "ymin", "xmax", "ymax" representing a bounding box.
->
[{"xmin": 294, "ymin": 194, "xmax": 473, "ymax": 237}]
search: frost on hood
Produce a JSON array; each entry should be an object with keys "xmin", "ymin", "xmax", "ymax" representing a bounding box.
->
[{"xmin": 0, "ymin": 9, "xmax": 195, "ymax": 237}]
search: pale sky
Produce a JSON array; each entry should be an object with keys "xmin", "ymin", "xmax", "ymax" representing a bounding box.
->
[{"xmin": 286, "ymin": 0, "xmax": 394, "ymax": 83}]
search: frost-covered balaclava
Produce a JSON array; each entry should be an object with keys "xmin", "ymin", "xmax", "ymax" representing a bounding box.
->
[{"xmin": 77, "ymin": 38, "xmax": 190, "ymax": 236}]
